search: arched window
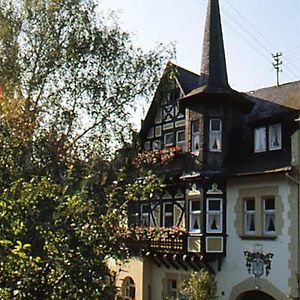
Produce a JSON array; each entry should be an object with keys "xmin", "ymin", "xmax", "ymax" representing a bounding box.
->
[{"xmin": 122, "ymin": 277, "xmax": 136, "ymax": 300}]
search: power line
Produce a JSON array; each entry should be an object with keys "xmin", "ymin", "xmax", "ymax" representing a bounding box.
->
[{"xmin": 223, "ymin": 0, "xmax": 280, "ymax": 51}]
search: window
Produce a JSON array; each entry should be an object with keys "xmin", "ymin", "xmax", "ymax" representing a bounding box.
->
[
  {"xmin": 244, "ymin": 198, "xmax": 256, "ymax": 235},
  {"xmin": 147, "ymin": 127, "xmax": 154, "ymax": 139},
  {"xmin": 167, "ymin": 279, "xmax": 177, "ymax": 298},
  {"xmin": 163, "ymin": 203, "xmax": 173, "ymax": 227},
  {"xmin": 243, "ymin": 197, "xmax": 276, "ymax": 237},
  {"xmin": 152, "ymin": 139, "xmax": 161, "ymax": 151},
  {"xmin": 206, "ymin": 198, "xmax": 222, "ymax": 233},
  {"xmin": 269, "ymin": 124, "xmax": 281, "ymax": 150},
  {"xmin": 191, "ymin": 120, "xmax": 200, "ymax": 153},
  {"xmin": 189, "ymin": 200, "xmax": 201, "ymax": 233},
  {"xmin": 209, "ymin": 119, "xmax": 222, "ymax": 152},
  {"xmin": 254, "ymin": 123, "xmax": 282, "ymax": 153},
  {"xmin": 176, "ymin": 130, "xmax": 185, "ymax": 148},
  {"xmin": 254, "ymin": 127, "xmax": 266, "ymax": 152},
  {"xmin": 141, "ymin": 204, "xmax": 150, "ymax": 226},
  {"xmin": 263, "ymin": 198, "xmax": 275, "ymax": 234},
  {"xmin": 122, "ymin": 277, "xmax": 136, "ymax": 300},
  {"xmin": 144, "ymin": 141, "xmax": 150, "ymax": 151},
  {"xmin": 164, "ymin": 132, "xmax": 174, "ymax": 147}
]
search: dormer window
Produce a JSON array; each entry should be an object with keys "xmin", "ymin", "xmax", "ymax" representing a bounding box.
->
[
  {"xmin": 269, "ymin": 124, "xmax": 281, "ymax": 151},
  {"xmin": 191, "ymin": 120, "xmax": 200, "ymax": 153},
  {"xmin": 254, "ymin": 123, "xmax": 281, "ymax": 153},
  {"xmin": 254, "ymin": 127, "xmax": 266, "ymax": 153},
  {"xmin": 209, "ymin": 119, "xmax": 222, "ymax": 152}
]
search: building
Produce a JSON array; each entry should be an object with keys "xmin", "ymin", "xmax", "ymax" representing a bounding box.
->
[{"xmin": 111, "ymin": 0, "xmax": 300, "ymax": 299}]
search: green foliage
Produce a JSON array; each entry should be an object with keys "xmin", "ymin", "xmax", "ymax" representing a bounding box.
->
[
  {"xmin": 125, "ymin": 170, "xmax": 165, "ymax": 202},
  {"xmin": 0, "ymin": 175, "xmax": 124, "ymax": 299},
  {"xmin": 180, "ymin": 269, "xmax": 218, "ymax": 300},
  {"xmin": 0, "ymin": 0, "xmax": 172, "ymax": 166},
  {"xmin": 0, "ymin": 0, "xmax": 171, "ymax": 298}
]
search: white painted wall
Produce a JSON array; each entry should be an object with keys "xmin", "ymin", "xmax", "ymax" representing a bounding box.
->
[{"xmin": 216, "ymin": 175, "xmax": 291, "ymax": 299}]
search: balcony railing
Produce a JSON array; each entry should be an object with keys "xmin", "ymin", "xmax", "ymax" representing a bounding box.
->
[{"xmin": 118, "ymin": 226, "xmax": 188, "ymax": 254}]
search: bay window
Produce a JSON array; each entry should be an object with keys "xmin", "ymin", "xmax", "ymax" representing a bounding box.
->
[
  {"xmin": 189, "ymin": 200, "xmax": 201, "ymax": 233},
  {"xmin": 209, "ymin": 119, "xmax": 222, "ymax": 152},
  {"xmin": 206, "ymin": 198, "xmax": 222, "ymax": 233},
  {"xmin": 191, "ymin": 120, "xmax": 200, "ymax": 153}
]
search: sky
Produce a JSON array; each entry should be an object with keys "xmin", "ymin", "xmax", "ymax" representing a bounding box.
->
[{"xmin": 97, "ymin": 0, "xmax": 300, "ymax": 126}]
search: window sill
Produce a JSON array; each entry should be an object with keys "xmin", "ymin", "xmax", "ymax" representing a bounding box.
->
[
  {"xmin": 189, "ymin": 232, "xmax": 203, "ymax": 236},
  {"xmin": 239, "ymin": 235, "xmax": 277, "ymax": 240}
]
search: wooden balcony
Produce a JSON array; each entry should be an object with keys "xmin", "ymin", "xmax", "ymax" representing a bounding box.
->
[
  {"xmin": 120, "ymin": 227, "xmax": 188, "ymax": 255},
  {"xmin": 126, "ymin": 234, "xmax": 188, "ymax": 254}
]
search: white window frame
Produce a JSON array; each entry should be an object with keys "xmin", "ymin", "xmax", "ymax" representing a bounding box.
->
[
  {"xmin": 254, "ymin": 126, "xmax": 267, "ymax": 153},
  {"xmin": 269, "ymin": 123, "xmax": 282, "ymax": 151},
  {"xmin": 163, "ymin": 202, "xmax": 173, "ymax": 227},
  {"xmin": 244, "ymin": 198, "xmax": 256, "ymax": 235},
  {"xmin": 209, "ymin": 119, "xmax": 222, "ymax": 152},
  {"xmin": 206, "ymin": 198, "xmax": 223, "ymax": 233},
  {"xmin": 176, "ymin": 129, "xmax": 185, "ymax": 148},
  {"xmin": 263, "ymin": 198, "xmax": 276, "ymax": 235},
  {"xmin": 189, "ymin": 200, "xmax": 201, "ymax": 233},
  {"xmin": 191, "ymin": 120, "xmax": 200, "ymax": 153},
  {"xmin": 164, "ymin": 132, "xmax": 174, "ymax": 147}
]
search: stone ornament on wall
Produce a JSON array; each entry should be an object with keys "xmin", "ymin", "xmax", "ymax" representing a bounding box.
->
[{"xmin": 244, "ymin": 244, "xmax": 274, "ymax": 277}]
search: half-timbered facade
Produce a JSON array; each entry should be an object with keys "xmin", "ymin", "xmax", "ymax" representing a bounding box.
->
[{"xmin": 111, "ymin": 0, "xmax": 300, "ymax": 299}]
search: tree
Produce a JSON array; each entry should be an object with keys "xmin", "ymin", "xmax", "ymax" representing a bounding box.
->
[
  {"xmin": 0, "ymin": 0, "xmax": 171, "ymax": 176},
  {"xmin": 180, "ymin": 269, "xmax": 218, "ymax": 300},
  {"xmin": 0, "ymin": 0, "xmax": 171, "ymax": 298}
]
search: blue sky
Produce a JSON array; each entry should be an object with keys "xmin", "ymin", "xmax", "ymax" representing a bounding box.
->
[{"xmin": 99, "ymin": 0, "xmax": 300, "ymax": 92}]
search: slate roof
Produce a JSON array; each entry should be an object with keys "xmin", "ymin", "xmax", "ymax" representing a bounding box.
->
[
  {"xmin": 245, "ymin": 81, "xmax": 300, "ymax": 123},
  {"xmin": 180, "ymin": 0, "xmax": 253, "ymax": 113},
  {"xmin": 199, "ymin": 0, "xmax": 229, "ymax": 90},
  {"xmin": 176, "ymin": 65, "xmax": 200, "ymax": 94}
]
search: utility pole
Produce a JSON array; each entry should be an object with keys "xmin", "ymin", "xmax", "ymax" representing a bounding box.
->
[{"xmin": 272, "ymin": 52, "xmax": 282, "ymax": 86}]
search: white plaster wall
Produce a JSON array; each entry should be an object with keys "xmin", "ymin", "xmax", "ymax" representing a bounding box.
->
[{"xmin": 216, "ymin": 175, "xmax": 291, "ymax": 300}]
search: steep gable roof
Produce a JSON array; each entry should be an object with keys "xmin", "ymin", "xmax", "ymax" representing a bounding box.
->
[{"xmin": 139, "ymin": 63, "xmax": 200, "ymax": 140}]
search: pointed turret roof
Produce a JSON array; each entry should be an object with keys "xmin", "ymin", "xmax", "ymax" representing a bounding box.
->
[
  {"xmin": 200, "ymin": 0, "xmax": 229, "ymax": 90},
  {"xmin": 180, "ymin": 0, "xmax": 253, "ymax": 113}
]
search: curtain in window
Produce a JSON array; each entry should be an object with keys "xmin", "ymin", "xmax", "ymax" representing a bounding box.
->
[
  {"xmin": 245, "ymin": 214, "xmax": 255, "ymax": 232},
  {"xmin": 209, "ymin": 132, "xmax": 221, "ymax": 151},
  {"xmin": 269, "ymin": 124, "xmax": 281, "ymax": 150},
  {"xmin": 207, "ymin": 213, "xmax": 221, "ymax": 231},
  {"xmin": 191, "ymin": 214, "xmax": 200, "ymax": 231},
  {"xmin": 264, "ymin": 213, "xmax": 275, "ymax": 232},
  {"xmin": 254, "ymin": 127, "xmax": 266, "ymax": 152}
]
